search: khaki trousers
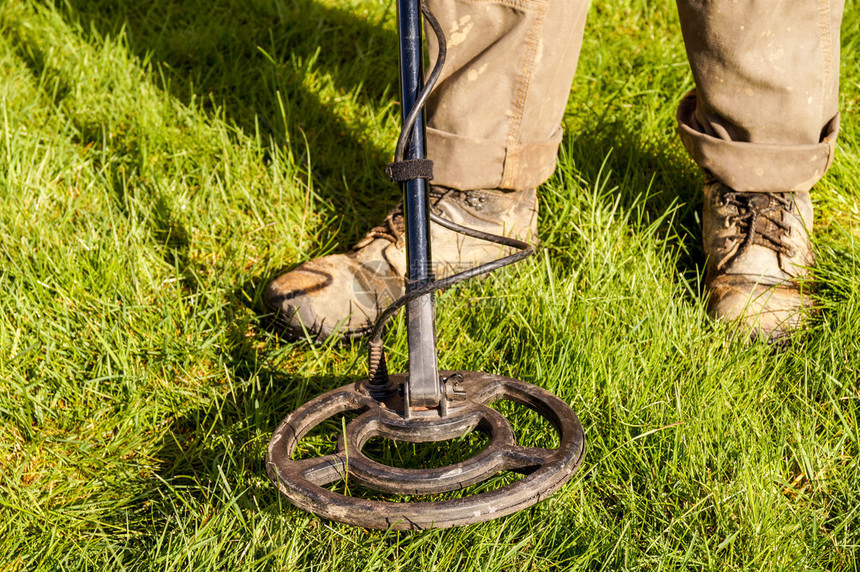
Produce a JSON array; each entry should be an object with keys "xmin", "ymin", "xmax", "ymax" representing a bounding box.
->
[{"xmin": 424, "ymin": 0, "xmax": 844, "ymax": 194}]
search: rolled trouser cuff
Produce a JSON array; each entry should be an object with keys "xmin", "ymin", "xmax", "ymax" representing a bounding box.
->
[
  {"xmin": 426, "ymin": 126, "xmax": 563, "ymax": 192},
  {"xmin": 677, "ymin": 93, "xmax": 840, "ymax": 193}
]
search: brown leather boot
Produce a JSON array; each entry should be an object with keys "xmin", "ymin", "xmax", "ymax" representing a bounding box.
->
[
  {"xmin": 264, "ymin": 187, "xmax": 537, "ymax": 341},
  {"xmin": 703, "ymin": 179, "xmax": 816, "ymax": 342}
]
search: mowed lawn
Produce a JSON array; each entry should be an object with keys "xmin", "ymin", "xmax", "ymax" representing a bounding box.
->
[{"xmin": 1, "ymin": 0, "xmax": 859, "ymax": 569}]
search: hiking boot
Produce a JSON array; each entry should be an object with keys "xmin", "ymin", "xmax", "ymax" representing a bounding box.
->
[
  {"xmin": 703, "ymin": 179, "xmax": 816, "ymax": 342},
  {"xmin": 264, "ymin": 187, "xmax": 538, "ymax": 341}
]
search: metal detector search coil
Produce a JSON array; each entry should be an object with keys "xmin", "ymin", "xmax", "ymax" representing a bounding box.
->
[
  {"xmin": 266, "ymin": 0, "xmax": 585, "ymax": 529},
  {"xmin": 267, "ymin": 372, "xmax": 584, "ymax": 530}
]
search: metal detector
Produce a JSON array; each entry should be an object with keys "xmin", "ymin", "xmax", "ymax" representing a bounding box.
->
[{"xmin": 266, "ymin": 0, "xmax": 585, "ymax": 530}]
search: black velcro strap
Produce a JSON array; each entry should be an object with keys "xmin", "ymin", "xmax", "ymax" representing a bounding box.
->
[{"xmin": 385, "ymin": 159, "xmax": 434, "ymax": 183}]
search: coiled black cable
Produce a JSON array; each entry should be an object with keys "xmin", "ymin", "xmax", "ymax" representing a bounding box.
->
[{"xmin": 368, "ymin": 2, "xmax": 535, "ymax": 387}]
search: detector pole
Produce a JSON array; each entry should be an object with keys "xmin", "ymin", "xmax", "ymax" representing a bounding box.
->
[{"xmin": 396, "ymin": 0, "xmax": 440, "ymax": 410}]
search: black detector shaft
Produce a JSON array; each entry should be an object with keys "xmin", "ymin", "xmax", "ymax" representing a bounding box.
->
[{"xmin": 396, "ymin": 0, "xmax": 440, "ymax": 409}]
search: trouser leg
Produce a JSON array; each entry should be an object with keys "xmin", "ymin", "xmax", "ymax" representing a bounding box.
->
[
  {"xmin": 424, "ymin": 0, "xmax": 590, "ymax": 192},
  {"xmin": 675, "ymin": 0, "xmax": 844, "ymax": 193}
]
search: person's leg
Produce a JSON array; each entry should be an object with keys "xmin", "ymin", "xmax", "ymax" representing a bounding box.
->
[
  {"xmin": 424, "ymin": 0, "xmax": 588, "ymax": 192},
  {"xmin": 265, "ymin": 0, "xmax": 590, "ymax": 341},
  {"xmin": 675, "ymin": 0, "xmax": 844, "ymax": 340}
]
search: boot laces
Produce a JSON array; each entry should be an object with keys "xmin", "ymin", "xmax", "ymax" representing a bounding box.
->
[
  {"xmin": 718, "ymin": 190, "xmax": 796, "ymax": 270},
  {"xmin": 352, "ymin": 187, "xmax": 452, "ymax": 249}
]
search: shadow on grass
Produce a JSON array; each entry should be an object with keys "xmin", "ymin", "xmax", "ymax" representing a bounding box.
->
[
  {"xmin": 60, "ymin": 0, "xmax": 402, "ymax": 248},
  {"xmin": 57, "ymin": 0, "xmax": 705, "ymax": 256},
  {"xmin": 559, "ymin": 118, "xmax": 706, "ymax": 282}
]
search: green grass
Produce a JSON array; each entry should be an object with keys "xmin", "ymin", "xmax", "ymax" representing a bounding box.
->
[{"xmin": 1, "ymin": 0, "xmax": 859, "ymax": 569}]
